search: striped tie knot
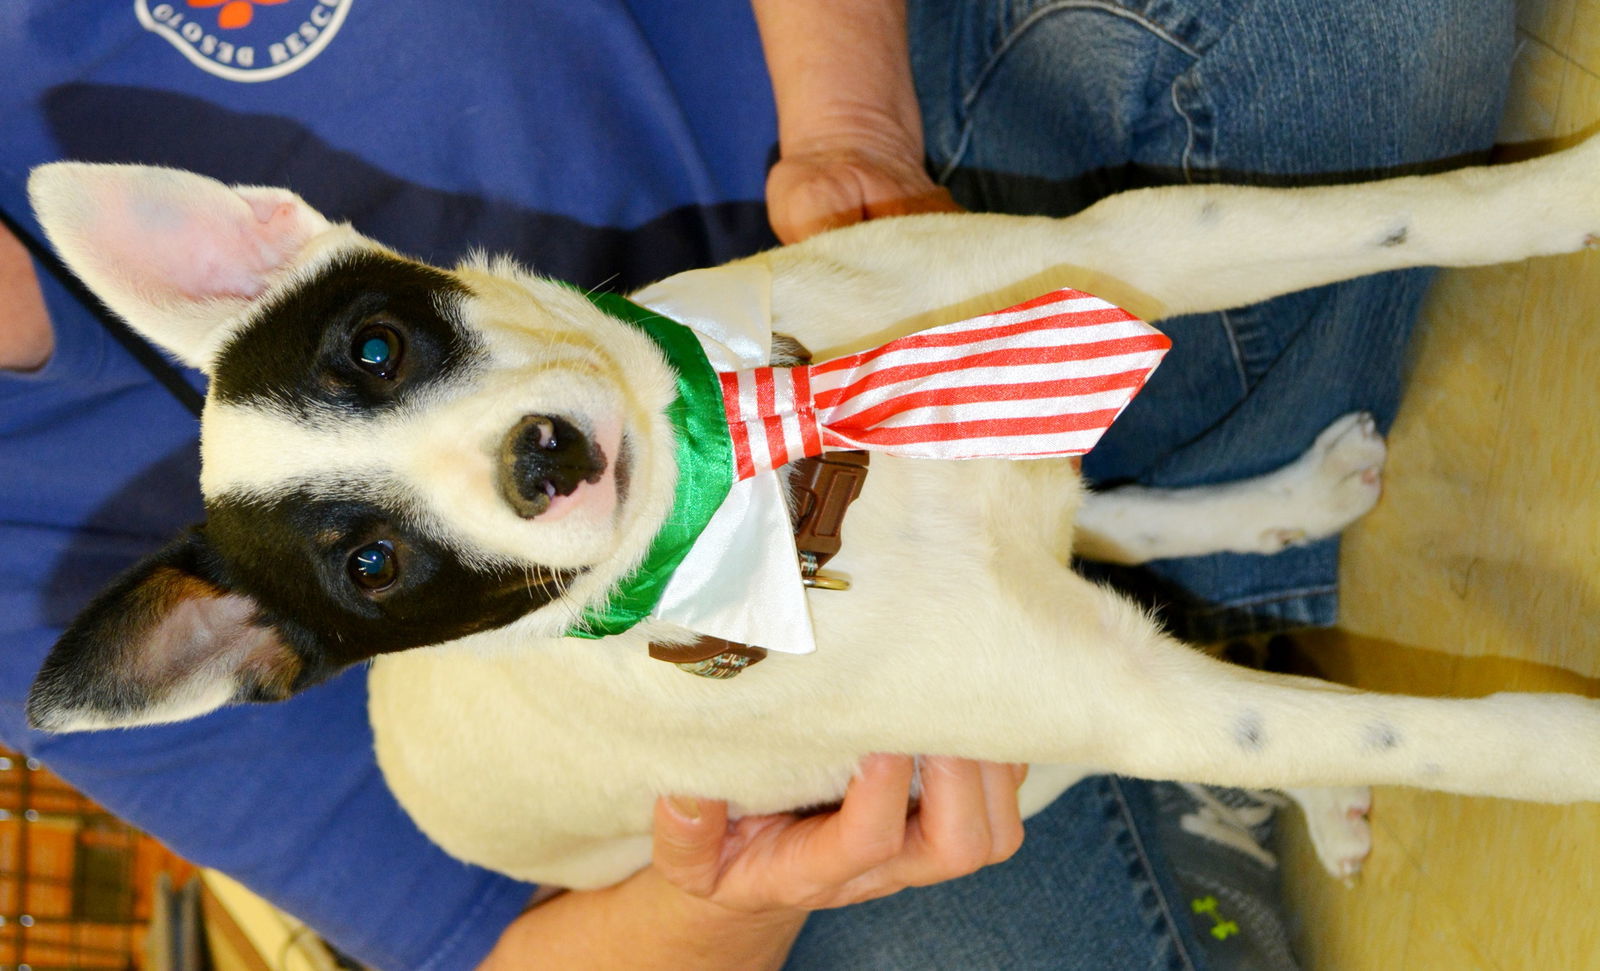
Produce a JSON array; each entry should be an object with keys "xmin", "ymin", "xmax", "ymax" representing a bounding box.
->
[{"xmin": 717, "ymin": 288, "xmax": 1170, "ymax": 481}]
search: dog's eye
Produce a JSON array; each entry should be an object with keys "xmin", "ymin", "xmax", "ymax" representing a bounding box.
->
[
  {"xmin": 348, "ymin": 541, "xmax": 399, "ymax": 591},
  {"xmin": 352, "ymin": 323, "xmax": 404, "ymax": 380}
]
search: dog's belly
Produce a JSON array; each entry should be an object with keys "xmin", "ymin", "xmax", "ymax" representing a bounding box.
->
[
  {"xmin": 370, "ymin": 640, "xmax": 876, "ymax": 887},
  {"xmin": 370, "ymin": 454, "xmax": 1090, "ymax": 888}
]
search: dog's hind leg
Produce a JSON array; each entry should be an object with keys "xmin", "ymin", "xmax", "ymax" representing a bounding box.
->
[
  {"xmin": 836, "ymin": 536, "xmax": 1600, "ymax": 806},
  {"xmin": 762, "ymin": 133, "xmax": 1600, "ymax": 352},
  {"xmin": 1043, "ymin": 133, "xmax": 1600, "ymax": 323},
  {"xmin": 1073, "ymin": 411, "xmax": 1386, "ymax": 565},
  {"xmin": 1033, "ymin": 609, "xmax": 1600, "ymax": 805}
]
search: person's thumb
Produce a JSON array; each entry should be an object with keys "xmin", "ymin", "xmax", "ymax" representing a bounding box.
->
[
  {"xmin": 651, "ymin": 795, "xmax": 730, "ymax": 898},
  {"xmin": 768, "ymin": 163, "xmax": 867, "ymax": 244}
]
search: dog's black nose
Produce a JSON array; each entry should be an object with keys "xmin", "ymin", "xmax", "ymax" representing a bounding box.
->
[{"xmin": 498, "ymin": 415, "xmax": 607, "ymax": 518}]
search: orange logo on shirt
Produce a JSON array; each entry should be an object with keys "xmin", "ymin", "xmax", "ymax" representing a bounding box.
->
[{"xmin": 187, "ymin": 0, "xmax": 292, "ymax": 31}]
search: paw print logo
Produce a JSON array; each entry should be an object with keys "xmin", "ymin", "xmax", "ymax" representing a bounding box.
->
[{"xmin": 187, "ymin": 0, "xmax": 291, "ymax": 30}]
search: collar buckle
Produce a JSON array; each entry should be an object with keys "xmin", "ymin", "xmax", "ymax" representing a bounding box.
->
[{"xmin": 650, "ymin": 450, "xmax": 871, "ymax": 679}]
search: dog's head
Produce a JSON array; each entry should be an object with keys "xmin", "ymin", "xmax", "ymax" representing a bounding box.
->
[{"xmin": 26, "ymin": 164, "xmax": 682, "ymax": 731}]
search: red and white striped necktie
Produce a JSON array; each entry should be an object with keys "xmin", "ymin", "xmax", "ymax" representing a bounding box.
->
[{"xmin": 717, "ymin": 288, "xmax": 1170, "ymax": 480}]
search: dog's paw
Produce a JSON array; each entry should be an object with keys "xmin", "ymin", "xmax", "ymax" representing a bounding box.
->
[
  {"xmin": 1254, "ymin": 412, "xmax": 1385, "ymax": 552},
  {"xmin": 1285, "ymin": 786, "xmax": 1373, "ymax": 882},
  {"xmin": 1309, "ymin": 411, "xmax": 1386, "ymax": 482}
]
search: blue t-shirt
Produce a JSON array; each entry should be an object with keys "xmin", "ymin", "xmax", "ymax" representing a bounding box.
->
[{"xmin": 0, "ymin": 3, "xmax": 777, "ymax": 967}]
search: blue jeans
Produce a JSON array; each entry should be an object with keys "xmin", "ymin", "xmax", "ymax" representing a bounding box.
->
[
  {"xmin": 911, "ymin": 0, "xmax": 1514, "ymax": 641},
  {"xmin": 784, "ymin": 2, "xmax": 1513, "ymax": 968},
  {"xmin": 790, "ymin": 778, "xmax": 1213, "ymax": 970}
]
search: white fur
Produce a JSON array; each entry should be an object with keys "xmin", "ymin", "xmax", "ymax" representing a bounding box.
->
[
  {"xmin": 29, "ymin": 137, "xmax": 1600, "ymax": 889},
  {"xmin": 1076, "ymin": 411, "xmax": 1388, "ymax": 564},
  {"xmin": 373, "ymin": 137, "xmax": 1600, "ymax": 888},
  {"xmin": 27, "ymin": 163, "xmax": 345, "ymax": 370}
]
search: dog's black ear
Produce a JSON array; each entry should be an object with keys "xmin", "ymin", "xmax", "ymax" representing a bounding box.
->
[{"xmin": 27, "ymin": 530, "xmax": 305, "ymax": 733}]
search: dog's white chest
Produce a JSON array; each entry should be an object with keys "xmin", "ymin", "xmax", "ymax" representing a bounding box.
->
[{"xmin": 368, "ymin": 454, "xmax": 1085, "ymax": 888}]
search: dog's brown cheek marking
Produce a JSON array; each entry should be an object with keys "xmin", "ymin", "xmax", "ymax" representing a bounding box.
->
[
  {"xmin": 242, "ymin": 649, "xmax": 303, "ymax": 701},
  {"xmin": 1233, "ymin": 710, "xmax": 1266, "ymax": 752},
  {"xmin": 134, "ymin": 566, "xmax": 213, "ymax": 627}
]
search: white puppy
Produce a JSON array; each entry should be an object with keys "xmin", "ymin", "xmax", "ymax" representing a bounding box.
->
[{"xmin": 23, "ymin": 136, "xmax": 1600, "ymax": 890}]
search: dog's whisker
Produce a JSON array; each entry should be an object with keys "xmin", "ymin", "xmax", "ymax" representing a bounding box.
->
[
  {"xmin": 511, "ymin": 564, "xmax": 587, "ymax": 634},
  {"xmin": 583, "ymin": 273, "xmax": 620, "ymax": 299},
  {"xmin": 550, "ymin": 572, "xmax": 590, "ymax": 633}
]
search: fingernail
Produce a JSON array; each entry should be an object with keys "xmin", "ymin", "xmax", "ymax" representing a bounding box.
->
[
  {"xmin": 666, "ymin": 795, "xmax": 702, "ymax": 822},
  {"xmin": 859, "ymin": 753, "xmax": 904, "ymax": 778}
]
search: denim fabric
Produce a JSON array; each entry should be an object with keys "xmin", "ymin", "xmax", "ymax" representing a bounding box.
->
[
  {"xmin": 778, "ymin": 6, "xmax": 1516, "ymax": 969},
  {"xmin": 909, "ymin": 0, "xmax": 1514, "ymax": 640},
  {"xmin": 787, "ymin": 777, "xmax": 1212, "ymax": 971}
]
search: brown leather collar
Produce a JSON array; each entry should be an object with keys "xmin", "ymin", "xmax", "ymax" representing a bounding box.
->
[{"xmin": 648, "ymin": 451, "xmax": 869, "ymax": 677}]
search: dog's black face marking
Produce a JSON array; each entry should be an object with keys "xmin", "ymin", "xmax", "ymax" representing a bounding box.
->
[
  {"xmin": 212, "ymin": 251, "xmax": 481, "ymax": 414},
  {"xmin": 207, "ymin": 489, "xmax": 581, "ymax": 669}
]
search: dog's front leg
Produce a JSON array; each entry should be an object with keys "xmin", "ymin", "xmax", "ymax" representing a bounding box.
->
[{"xmin": 1074, "ymin": 411, "xmax": 1387, "ymax": 564}]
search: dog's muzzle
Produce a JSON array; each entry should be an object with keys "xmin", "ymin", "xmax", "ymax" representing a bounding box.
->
[{"xmin": 498, "ymin": 414, "xmax": 607, "ymax": 518}]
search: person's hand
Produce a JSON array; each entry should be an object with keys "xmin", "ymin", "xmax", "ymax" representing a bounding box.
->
[
  {"xmin": 767, "ymin": 141, "xmax": 962, "ymax": 245},
  {"xmin": 0, "ymin": 222, "xmax": 51, "ymax": 371},
  {"xmin": 751, "ymin": 0, "xmax": 963, "ymax": 245},
  {"xmin": 652, "ymin": 754, "xmax": 1026, "ymax": 914}
]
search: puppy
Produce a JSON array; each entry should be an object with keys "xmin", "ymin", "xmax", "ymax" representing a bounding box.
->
[{"xmin": 23, "ymin": 138, "xmax": 1600, "ymax": 890}]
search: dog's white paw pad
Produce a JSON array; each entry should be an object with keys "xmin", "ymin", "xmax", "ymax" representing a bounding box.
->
[{"xmin": 1293, "ymin": 786, "xmax": 1373, "ymax": 882}]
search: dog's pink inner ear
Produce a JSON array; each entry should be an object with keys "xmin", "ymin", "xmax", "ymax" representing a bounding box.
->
[
  {"xmin": 134, "ymin": 572, "xmax": 302, "ymax": 700},
  {"xmin": 101, "ymin": 184, "xmax": 322, "ymax": 304}
]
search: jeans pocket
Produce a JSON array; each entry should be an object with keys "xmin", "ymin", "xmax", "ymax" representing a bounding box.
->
[{"xmin": 911, "ymin": 0, "xmax": 1216, "ymax": 213}]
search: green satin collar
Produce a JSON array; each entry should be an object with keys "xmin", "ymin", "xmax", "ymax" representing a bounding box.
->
[{"xmin": 567, "ymin": 292, "xmax": 733, "ymax": 637}]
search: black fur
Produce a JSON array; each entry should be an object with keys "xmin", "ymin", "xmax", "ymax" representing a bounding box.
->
[
  {"xmin": 27, "ymin": 530, "xmax": 300, "ymax": 729},
  {"xmin": 32, "ymin": 253, "xmax": 591, "ymax": 728},
  {"xmin": 212, "ymin": 251, "xmax": 481, "ymax": 415},
  {"xmin": 205, "ymin": 488, "xmax": 581, "ymax": 668},
  {"xmin": 28, "ymin": 477, "xmax": 582, "ymax": 729}
]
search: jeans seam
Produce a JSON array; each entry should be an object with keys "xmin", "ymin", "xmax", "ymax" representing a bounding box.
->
[
  {"xmin": 936, "ymin": 122, "xmax": 976, "ymax": 184},
  {"xmin": 1215, "ymin": 308, "xmax": 1249, "ymax": 392},
  {"xmin": 1205, "ymin": 583, "xmax": 1338, "ymax": 612},
  {"xmin": 1107, "ymin": 776, "xmax": 1201, "ymax": 971},
  {"xmin": 1168, "ymin": 73, "xmax": 1200, "ymax": 182},
  {"xmin": 938, "ymin": 0, "xmax": 1202, "ymax": 183}
]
